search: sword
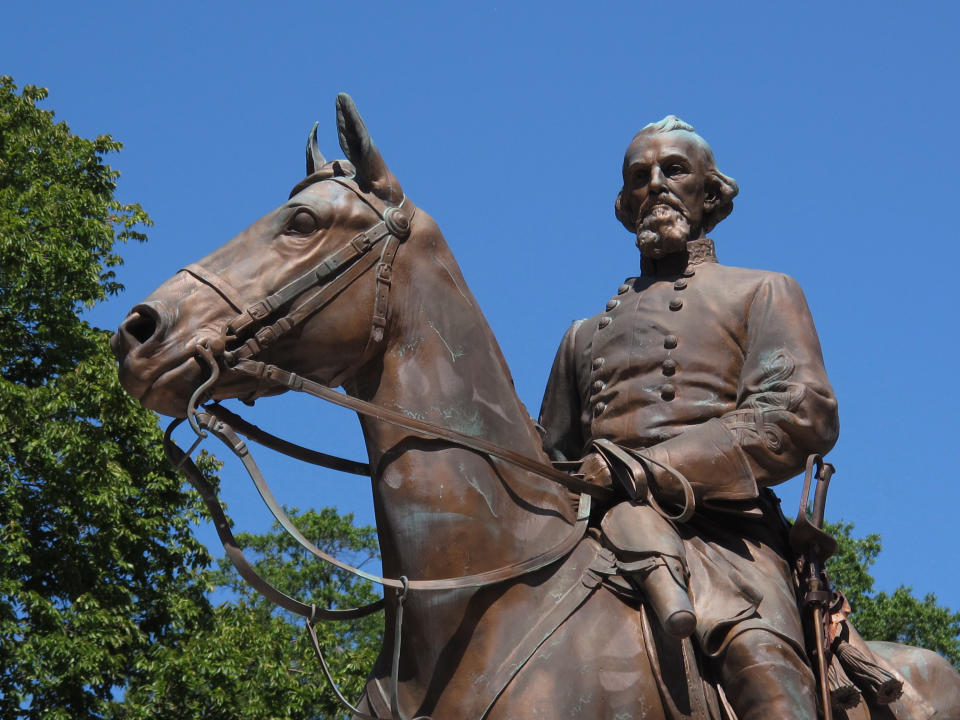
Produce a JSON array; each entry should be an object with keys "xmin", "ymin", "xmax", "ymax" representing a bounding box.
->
[{"xmin": 789, "ymin": 454, "xmax": 838, "ymax": 720}]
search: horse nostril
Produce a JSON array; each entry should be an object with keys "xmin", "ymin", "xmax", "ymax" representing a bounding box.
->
[
  {"xmin": 126, "ymin": 312, "xmax": 156, "ymax": 344},
  {"xmin": 122, "ymin": 304, "xmax": 163, "ymax": 346}
]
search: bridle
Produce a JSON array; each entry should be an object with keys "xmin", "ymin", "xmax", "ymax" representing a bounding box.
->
[
  {"xmin": 163, "ymin": 172, "xmax": 692, "ymax": 720},
  {"xmin": 180, "ymin": 173, "xmax": 413, "ymax": 386}
]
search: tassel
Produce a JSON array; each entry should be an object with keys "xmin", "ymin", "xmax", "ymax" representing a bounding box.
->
[
  {"xmin": 835, "ymin": 639, "xmax": 903, "ymax": 705},
  {"xmin": 827, "ymin": 656, "xmax": 861, "ymax": 710}
]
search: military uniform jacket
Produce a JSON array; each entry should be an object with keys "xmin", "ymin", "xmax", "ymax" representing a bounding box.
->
[{"xmin": 539, "ymin": 237, "xmax": 840, "ymax": 655}]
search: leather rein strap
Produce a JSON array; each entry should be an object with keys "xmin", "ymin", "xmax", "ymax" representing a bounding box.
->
[
  {"xmin": 163, "ymin": 420, "xmax": 381, "ymax": 620},
  {"xmin": 176, "ymin": 404, "xmax": 593, "ymax": 595},
  {"xmin": 228, "ymin": 358, "xmax": 612, "ymax": 501}
]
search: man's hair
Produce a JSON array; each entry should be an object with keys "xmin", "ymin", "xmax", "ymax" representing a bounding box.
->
[
  {"xmin": 640, "ymin": 115, "xmax": 697, "ymax": 135},
  {"xmin": 615, "ymin": 115, "xmax": 739, "ymax": 234}
]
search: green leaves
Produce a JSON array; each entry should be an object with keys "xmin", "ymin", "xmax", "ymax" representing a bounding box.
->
[
  {"xmin": 826, "ymin": 521, "xmax": 960, "ymax": 667},
  {"xmin": 0, "ymin": 75, "xmax": 151, "ymax": 387},
  {"xmin": 0, "ymin": 76, "xmax": 209, "ymax": 719},
  {"xmin": 0, "ymin": 327, "xmax": 216, "ymax": 718},
  {"xmin": 123, "ymin": 509, "xmax": 383, "ymax": 719}
]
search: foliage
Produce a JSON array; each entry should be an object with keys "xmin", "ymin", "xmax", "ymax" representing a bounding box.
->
[
  {"xmin": 826, "ymin": 520, "xmax": 960, "ymax": 667},
  {"xmin": 120, "ymin": 508, "xmax": 383, "ymax": 720},
  {"xmin": 0, "ymin": 76, "xmax": 216, "ymax": 718}
]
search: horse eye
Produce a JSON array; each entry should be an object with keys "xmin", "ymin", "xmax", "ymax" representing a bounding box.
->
[{"xmin": 287, "ymin": 209, "xmax": 318, "ymax": 235}]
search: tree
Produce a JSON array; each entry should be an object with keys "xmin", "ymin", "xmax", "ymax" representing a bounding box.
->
[
  {"xmin": 0, "ymin": 75, "xmax": 216, "ymax": 718},
  {"xmin": 121, "ymin": 508, "xmax": 383, "ymax": 720},
  {"xmin": 826, "ymin": 520, "xmax": 960, "ymax": 667}
]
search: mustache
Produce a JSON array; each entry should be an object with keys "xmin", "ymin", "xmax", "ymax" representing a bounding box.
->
[{"xmin": 639, "ymin": 195, "xmax": 684, "ymax": 217}]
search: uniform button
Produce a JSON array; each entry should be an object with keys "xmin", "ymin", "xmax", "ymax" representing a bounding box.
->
[
  {"xmin": 683, "ymin": 268, "xmax": 696, "ymax": 278},
  {"xmin": 593, "ymin": 401, "xmax": 607, "ymax": 417},
  {"xmin": 662, "ymin": 358, "xmax": 677, "ymax": 376},
  {"xmin": 598, "ymin": 316, "xmax": 612, "ymax": 329},
  {"xmin": 661, "ymin": 384, "xmax": 676, "ymax": 401},
  {"xmin": 606, "ymin": 299, "xmax": 620, "ymax": 311},
  {"xmin": 669, "ymin": 298, "xmax": 683, "ymax": 311},
  {"xmin": 617, "ymin": 283, "xmax": 631, "ymax": 295},
  {"xmin": 674, "ymin": 279, "xmax": 688, "ymax": 290},
  {"xmin": 592, "ymin": 357, "xmax": 605, "ymax": 370},
  {"xmin": 664, "ymin": 334, "xmax": 678, "ymax": 349},
  {"xmin": 592, "ymin": 380, "xmax": 606, "ymax": 393}
]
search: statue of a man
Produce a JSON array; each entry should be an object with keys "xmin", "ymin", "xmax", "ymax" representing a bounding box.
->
[{"xmin": 539, "ymin": 116, "xmax": 839, "ymax": 719}]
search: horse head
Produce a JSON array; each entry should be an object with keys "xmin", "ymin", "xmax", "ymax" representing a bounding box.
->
[{"xmin": 111, "ymin": 94, "xmax": 414, "ymax": 418}]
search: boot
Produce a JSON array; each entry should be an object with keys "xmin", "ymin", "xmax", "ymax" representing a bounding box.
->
[{"xmin": 719, "ymin": 629, "xmax": 818, "ymax": 720}]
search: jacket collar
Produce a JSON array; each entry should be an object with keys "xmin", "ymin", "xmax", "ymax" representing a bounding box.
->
[{"xmin": 640, "ymin": 237, "xmax": 718, "ymax": 278}]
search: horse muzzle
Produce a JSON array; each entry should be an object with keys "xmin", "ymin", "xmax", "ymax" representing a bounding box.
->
[
  {"xmin": 111, "ymin": 299, "xmax": 218, "ymax": 416},
  {"xmin": 112, "ymin": 302, "xmax": 172, "ymax": 388}
]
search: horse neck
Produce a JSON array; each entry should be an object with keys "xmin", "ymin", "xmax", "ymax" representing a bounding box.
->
[{"xmin": 354, "ymin": 214, "xmax": 576, "ymax": 581}]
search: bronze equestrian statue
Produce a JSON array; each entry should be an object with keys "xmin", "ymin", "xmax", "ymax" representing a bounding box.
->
[{"xmin": 111, "ymin": 96, "xmax": 960, "ymax": 718}]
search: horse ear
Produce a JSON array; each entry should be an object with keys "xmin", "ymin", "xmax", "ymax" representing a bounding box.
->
[
  {"xmin": 335, "ymin": 93, "xmax": 403, "ymax": 204},
  {"xmin": 305, "ymin": 121, "xmax": 326, "ymax": 176}
]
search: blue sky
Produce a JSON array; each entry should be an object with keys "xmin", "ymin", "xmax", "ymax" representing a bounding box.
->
[{"xmin": 4, "ymin": 1, "xmax": 959, "ymax": 613}]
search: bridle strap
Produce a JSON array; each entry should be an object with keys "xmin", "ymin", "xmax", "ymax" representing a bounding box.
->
[
  {"xmin": 163, "ymin": 419, "xmax": 384, "ymax": 620},
  {"xmin": 224, "ymin": 245, "xmax": 386, "ymax": 364},
  {"xmin": 370, "ymin": 233, "xmax": 401, "ymax": 345},
  {"xmin": 205, "ymin": 402, "xmax": 370, "ymax": 475},
  {"xmin": 180, "ymin": 263, "xmax": 246, "ymax": 312},
  {"xmin": 182, "ymin": 404, "xmax": 593, "ymax": 593},
  {"xmin": 227, "ymin": 216, "xmax": 397, "ymax": 338},
  {"xmin": 230, "ymin": 358, "xmax": 614, "ymax": 502},
  {"xmin": 179, "ymin": 176, "xmax": 415, "ymax": 376}
]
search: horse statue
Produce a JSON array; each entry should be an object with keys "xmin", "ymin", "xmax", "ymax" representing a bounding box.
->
[{"xmin": 111, "ymin": 95, "xmax": 960, "ymax": 719}]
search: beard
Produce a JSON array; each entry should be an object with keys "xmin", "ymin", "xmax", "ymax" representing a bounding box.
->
[{"xmin": 635, "ymin": 204, "xmax": 691, "ymax": 258}]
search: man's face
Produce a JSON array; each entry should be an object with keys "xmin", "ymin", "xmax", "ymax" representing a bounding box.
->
[{"xmin": 622, "ymin": 130, "xmax": 712, "ymax": 257}]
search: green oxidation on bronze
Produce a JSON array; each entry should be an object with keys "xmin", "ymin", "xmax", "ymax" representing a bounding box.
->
[
  {"xmin": 458, "ymin": 462, "xmax": 498, "ymax": 517},
  {"xmin": 434, "ymin": 405, "xmax": 485, "ymax": 437},
  {"xmin": 110, "ymin": 95, "xmax": 960, "ymax": 719},
  {"xmin": 431, "ymin": 250, "xmax": 474, "ymax": 307},
  {"xmin": 398, "ymin": 406, "xmax": 426, "ymax": 421},
  {"xmin": 391, "ymin": 337, "xmax": 421, "ymax": 358},
  {"xmin": 426, "ymin": 319, "xmax": 465, "ymax": 362}
]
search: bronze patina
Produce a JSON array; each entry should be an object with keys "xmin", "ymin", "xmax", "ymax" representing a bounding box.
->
[{"xmin": 111, "ymin": 97, "xmax": 960, "ymax": 719}]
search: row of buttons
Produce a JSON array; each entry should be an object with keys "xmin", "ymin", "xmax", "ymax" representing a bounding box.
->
[
  {"xmin": 590, "ymin": 286, "xmax": 627, "ymax": 417},
  {"xmin": 660, "ymin": 267, "xmax": 695, "ymax": 401},
  {"xmin": 590, "ymin": 268, "xmax": 698, "ymax": 413}
]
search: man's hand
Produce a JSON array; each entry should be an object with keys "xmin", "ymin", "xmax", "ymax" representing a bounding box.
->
[{"xmin": 577, "ymin": 451, "xmax": 614, "ymax": 490}]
